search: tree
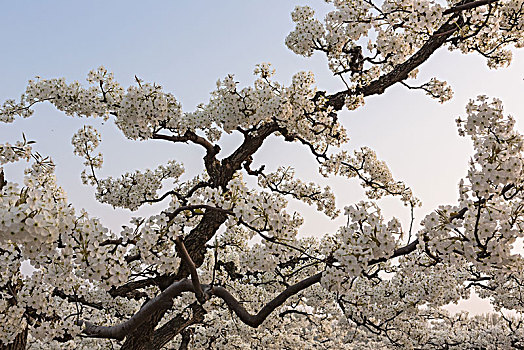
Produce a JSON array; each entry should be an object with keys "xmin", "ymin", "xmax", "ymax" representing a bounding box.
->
[{"xmin": 1, "ymin": 0, "xmax": 524, "ymax": 348}]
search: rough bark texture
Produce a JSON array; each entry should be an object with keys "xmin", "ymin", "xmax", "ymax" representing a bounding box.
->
[
  {"xmin": 119, "ymin": 307, "xmax": 167, "ymax": 350},
  {"xmin": 150, "ymin": 303, "xmax": 206, "ymax": 350},
  {"xmin": 178, "ymin": 329, "xmax": 192, "ymax": 350},
  {"xmin": 0, "ymin": 327, "xmax": 27, "ymax": 350}
]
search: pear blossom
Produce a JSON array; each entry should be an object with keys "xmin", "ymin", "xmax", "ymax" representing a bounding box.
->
[{"xmin": 1, "ymin": 1, "xmax": 524, "ymax": 349}]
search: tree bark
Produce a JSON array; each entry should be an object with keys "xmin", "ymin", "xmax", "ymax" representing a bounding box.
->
[
  {"xmin": 119, "ymin": 303, "xmax": 205, "ymax": 350},
  {"xmin": 178, "ymin": 329, "xmax": 192, "ymax": 350},
  {"xmin": 151, "ymin": 303, "xmax": 205, "ymax": 350},
  {"xmin": 0, "ymin": 327, "xmax": 27, "ymax": 350},
  {"xmin": 326, "ymin": 15, "xmax": 462, "ymax": 111},
  {"xmin": 119, "ymin": 307, "xmax": 167, "ymax": 350}
]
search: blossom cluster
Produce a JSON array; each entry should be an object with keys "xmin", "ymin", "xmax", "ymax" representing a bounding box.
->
[
  {"xmin": 258, "ymin": 166, "xmax": 339, "ymax": 218},
  {"xmin": 0, "ymin": 165, "xmax": 71, "ymax": 250},
  {"xmin": 120, "ymin": 213, "xmax": 182, "ymax": 274},
  {"xmin": 189, "ymin": 64, "xmax": 347, "ymax": 149},
  {"xmin": 94, "ymin": 160, "xmax": 184, "ymax": 210},
  {"xmin": 0, "ymin": 141, "xmax": 32, "ymax": 165},
  {"xmin": 0, "ymin": 163, "xmax": 136, "ymax": 345},
  {"xmin": 71, "ymin": 125, "xmax": 103, "ymax": 185},
  {"xmin": 116, "ymin": 82, "xmax": 183, "ymax": 140},
  {"xmin": 322, "ymin": 201, "xmax": 400, "ymax": 290},
  {"xmin": 1, "ymin": 25, "xmax": 524, "ymax": 346},
  {"xmin": 421, "ymin": 96, "xmax": 524, "ymax": 270},
  {"xmin": 286, "ymin": 0, "xmax": 524, "ymax": 107},
  {"xmin": 450, "ymin": 1, "xmax": 524, "ymax": 68},
  {"xmin": 321, "ymin": 146, "xmax": 419, "ymax": 205},
  {"xmin": 0, "ymin": 67, "xmax": 184, "ymax": 142},
  {"xmin": 420, "ymin": 77, "xmax": 454, "ymax": 103}
]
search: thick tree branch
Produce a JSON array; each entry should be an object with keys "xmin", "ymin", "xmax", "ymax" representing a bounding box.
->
[
  {"xmin": 327, "ymin": 15, "xmax": 462, "ymax": 110},
  {"xmin": 52, "ymin": 289, "xmax": 104, "ymax": 310},
  {"xmin": 151, "ymin": 303, "xmax": 205, "ymax": 350},
  {"xmin": 221, "ymin": 122, "xmax": 279, "ymax": 182},
  {"xmin": 166, "ymin": 204, "xmax": 233, "ymax": 221},
  {"xmin": 0, "ymin": 326, "xmax": 27, "ymax": 350},
  {"xmin": 210, "ymin": 272, "xmax": 323, "ymax": 328},
  {"xmin": 82, "ymin": 237, "xmax": 421, "ymax": 340},
  {"xmin": 152, "ymin": 130, "xmax": 218, "ymax": 156},
  {"xmin": 109, "ymin": 279, "xmax": 155, "ymax": 299},
  {"xmin": 174, "ymin": 236, "xmax": 205, "ymax": 304},
  {"xmin": 80, "ymin": 279, "xmax": 194, "ymax": 340},
  {"xmin": 443, "ymin": 0, "xmax": 500, "ymax": 14},
  {"xmin": 178, "ymin": 329, "xmax": 193, "ymax": 350}
]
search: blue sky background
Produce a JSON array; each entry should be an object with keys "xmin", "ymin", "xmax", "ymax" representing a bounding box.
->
[{"xmin": 2, "ymin": 0, "xmax": 524, "ymax": 313}]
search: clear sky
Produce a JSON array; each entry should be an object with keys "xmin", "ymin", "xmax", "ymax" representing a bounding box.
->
[{"xmin": 2, "ymin": 0, "xmax": 524, "ymax": 314}]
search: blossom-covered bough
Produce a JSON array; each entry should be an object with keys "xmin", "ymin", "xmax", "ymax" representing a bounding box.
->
[{"xmin": 2, "ymin": 0, "xmax": 524, "ymax": 348}]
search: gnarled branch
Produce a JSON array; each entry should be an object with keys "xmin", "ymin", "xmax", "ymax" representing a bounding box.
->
[
  {"xmin": 79, "ymin": 279, "xmax": 193, "ymax": 340},
  {"xmin": 210, "ymin": 272, "xmax": 323, "ymax": 328}
]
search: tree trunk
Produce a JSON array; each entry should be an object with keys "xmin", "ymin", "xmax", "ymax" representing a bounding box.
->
[
  {"xmin": 0, "ymin": 327, "xmax": 27, "ymax": 350},
  {"xmin": 178, "ymin": 329, "xmax": 192, "ymax": 350},
  {"xmin": 120, "ymin": 303, "xmax": 205, "ymax": 350},
  {"xmin": 120, "ymin": 308, "xmax": 167, "ymax": 350}
]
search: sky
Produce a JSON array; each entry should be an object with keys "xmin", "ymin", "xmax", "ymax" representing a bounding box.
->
[{"xmin": 2, "ymin": 0, "xmax": 524, "ymax": 314}]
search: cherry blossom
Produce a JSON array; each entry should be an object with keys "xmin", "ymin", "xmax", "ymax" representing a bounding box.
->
[{"xmin": 1, "ymin": 0, "xmax": 524, "ymax": 349}]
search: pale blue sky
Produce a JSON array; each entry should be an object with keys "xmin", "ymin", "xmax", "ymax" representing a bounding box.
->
[{"xmin": 2, "ymin": 1, "xmax": 524, "ymax": 305}]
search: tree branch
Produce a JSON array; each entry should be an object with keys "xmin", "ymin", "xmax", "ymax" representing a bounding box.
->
[
  {"xmin": 174, "ymin": 236, "xmax": 205, "ymax": 304},
  {"xmin": 443, "ymin": 0, "xmax": 499, "ymax": 15},
  {"xmin": 52, "ymin": 289, "xmax": 104, "ymax": 311},
  {"xmin": 109, "ymin": 279, "xmax": 155, "ymax": 299},
  {"xmin": 152, "ymin": 130, "xmax": 218, "ymax": 156},
  {"xmin": 210, "ymin": 272, "xmax": 323, "ymax": 328},
  {"xmin": 151, "ymin": 303, "xmax": 205, "ymax": 350},
  {"xmin": 80, "ymin": 279, "xmax": 194, "ymax": 340},
  {"xmin": 166, "ymin": 204, "xmax": 233, "ymax": 221},
  {"xmin": 0, "ymin": 169, "xmax": 6, "ymax": 191},
  {"xmin": 327, "ymin": 15, "xmax": 462, "ymax": 110},
  {"xmin": 368, "ymin": 239, "xmax": 420, "ymax": 265},
  {"xmin": 152, "ymin": 130, "xmax": 222, "ymax": 181}
]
